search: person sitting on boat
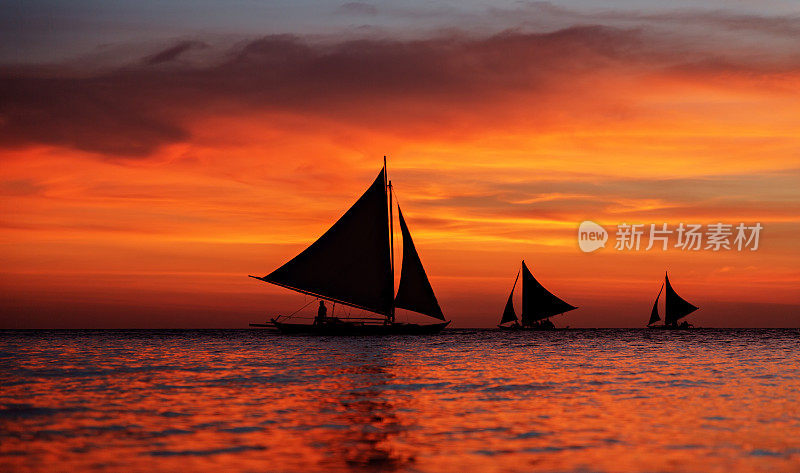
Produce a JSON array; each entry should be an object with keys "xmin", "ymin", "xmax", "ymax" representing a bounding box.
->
[
  {"xmin": 315, "ymin": 300, "xmax": 327, "ymax": 325},
  {"xmin": 541, "ymin": 318, "xmax": 555, "ymax": 329}
]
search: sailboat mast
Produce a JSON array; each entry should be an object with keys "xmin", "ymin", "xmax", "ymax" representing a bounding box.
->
[
  {"xmin": 385, "ymin": 156, "xmax": 395, "ymax": 324},
  {"xmin": 664, "ymin": 271, "xmax": 669, "ymax": 324},
  {"xmin": 520, "ymin": 261, "xmax": 527, "ymax": 326}
]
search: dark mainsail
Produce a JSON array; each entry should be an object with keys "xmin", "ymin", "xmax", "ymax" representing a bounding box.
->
[
  {"xmin": 664, "ymin": 273, "xmax": 698, "ymax": 325},
  {"xmin": 500, "ymin": 270, "xmax": 520, "ymax": 324},
  {"xmin": 520, "ymin": 261, "xmax": 577, "ymax": 324},
  {"xmin": 258, "ymin": 170, "xmax": 394, "ymax": 315},
  {"xmin": 394, "ymin": 207, "xmax": 445, "ymax": 320},
  {"xmin": 648, "ymin": 283, "xmax": 664, "ymax": 326}
]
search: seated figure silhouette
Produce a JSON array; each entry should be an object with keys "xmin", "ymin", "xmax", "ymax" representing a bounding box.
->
[{"xmin": 315, "ymin": 300, "xmax": 327, "ymax": 325}]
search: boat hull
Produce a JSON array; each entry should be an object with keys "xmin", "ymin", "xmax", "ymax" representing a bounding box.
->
[
  {"xmin": 647, "ymin": 325, "xmax": 700, "ymax": 330},
  {"xmin": 497, "ymin": 325, "xmax": 563, "ymax": 331},
  {"xmin": 249, "ymin": 322, "xmax": 279, "ymax": 332},
  {"xmin": 272, "ymin": 319, "xmax": 450, "ymax": 335}
]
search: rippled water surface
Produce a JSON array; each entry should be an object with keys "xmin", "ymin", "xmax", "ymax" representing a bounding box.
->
[{"xmin": 1, "ymin": 329, "xmax": 799, "ymax": 472}]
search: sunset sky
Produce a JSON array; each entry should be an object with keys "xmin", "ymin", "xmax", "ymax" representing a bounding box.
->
[{"xmin": 2, "ymin": 0, "xmax": 799, "ymax": 328}]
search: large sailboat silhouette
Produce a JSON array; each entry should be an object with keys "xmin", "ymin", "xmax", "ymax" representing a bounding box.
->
[
  {"xmin": 498, "ymin": 261, "xmax": 577, "ymax": 330},
  {"xmin": 250, "ymin": 158, "xmax": 450, "ymax": 335},
  {"xmin": 647, "ymin": 271, "xmax": 699, "ymax": 329}
]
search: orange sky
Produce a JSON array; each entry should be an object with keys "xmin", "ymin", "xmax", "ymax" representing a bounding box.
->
[{"xmin": 1, "ymin": 17, "xmax": 799, "ymax": 327}]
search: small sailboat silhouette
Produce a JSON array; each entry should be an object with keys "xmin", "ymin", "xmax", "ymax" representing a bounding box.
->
[
  {"xmin": 498, "ymin": 261, "xmax": 577, "ymax": 330},
  {"xmin": 250, "ymin": 157, "xmax": 450, "ymax": 335},
  {"xmin": 647, "ymin": 272, "xmax": 699, "ymax": 329}
]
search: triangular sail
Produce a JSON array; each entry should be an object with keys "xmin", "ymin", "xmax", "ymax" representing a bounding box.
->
[
  {"xmin": 393, "ymin": 206, "xmax": 445, "ymax": 320},
  {"xmin": 521, "ymin": 261, "xmax": 577, "ymax": 325},
  {"xmin": 664, "ymin": 273, "xmax": 698, "ymax": 325},
  {"xmin": 258, "ymin": 170, "xmax": 393, "ymax": 315},
  {"xmin": 500, "ymin": 270, "xmax": 520, "ymax": 324},
  {"xmin": 648, "ymin": 283, "xmax": 663, "ymax": 326}
]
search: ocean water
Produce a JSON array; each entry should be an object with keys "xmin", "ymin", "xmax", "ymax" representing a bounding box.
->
[{"xmin": 1, "ymin": 329, "xmax": 799, "ymax": 473}]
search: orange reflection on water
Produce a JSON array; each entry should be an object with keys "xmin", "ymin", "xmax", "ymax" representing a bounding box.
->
[{"xmin": 1, "ymin": 329, "xmax": 799, "ymax": 472}]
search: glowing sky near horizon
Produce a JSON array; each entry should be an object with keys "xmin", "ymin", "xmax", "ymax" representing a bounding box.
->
[{"xmin": 1, "ymin": 1, "xmax": 799, "ymax": 327}]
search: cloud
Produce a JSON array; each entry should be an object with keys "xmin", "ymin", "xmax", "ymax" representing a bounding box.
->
[
  {"xmin": 389, "ymin": 168, "xmax": 800, "ymax": 237},
  {"xmin": 0, "ymin": 178, "xmax": 45, "ymax": 196},
  {"xmin": 3, "ymin": 22, "xmax": 798, "ymax": 158},
  {"xmin": 142, "ymin": 40, "xmax": 209, "ymax": 65},
  {"xmin": 0, "ymin": 68, "xmax": 189, "ymax": 156},
  {"xmin": 485, "ymin": 3, "xmax": 800, "ymax": 42}
]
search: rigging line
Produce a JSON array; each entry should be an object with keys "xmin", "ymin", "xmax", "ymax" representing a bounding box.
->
[
  {"xmin": 284, "ymin": 297, "xmax": 318, "ymax": 320},
  {"xmin": 390, "ymin": 185, "xmax": 401, "ymax": 207},
  {"xmin": 253, "ymin": 277, "xmax": 390, "ymax": 316}
]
